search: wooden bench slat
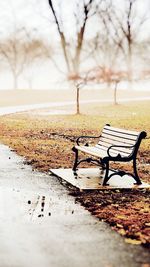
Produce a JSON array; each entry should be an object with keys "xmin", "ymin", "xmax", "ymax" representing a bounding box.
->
[
  {"xmin": 98, "ymin": 138, "xmax": 134, "ymax": 149},
  {"xmin": 97, "ymin": 141, "xmax": 132, "ymax": 155},
  {"xmin": 76, "ymin": 144, "xmax": 131, "ymax": 158},
  {"xmin": 104, "ymin": 125, "xmax": 139, "ymax": 136},
  {"xmin": 102, "ymin": 129, "xmax": 138, "ymax": 141},
  {"xmin": 95, "ymin": 144, "xmax": 131, "ymax": 157},
  {"xmin": 99, "ymin": 135, "xmax": 135, "ymax": 146},
  {"xmin": 102, "ymin": 128, "xmax": 139, "ymax": 139}
]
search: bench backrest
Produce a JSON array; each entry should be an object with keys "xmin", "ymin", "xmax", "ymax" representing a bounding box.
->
[{"xmin": 97, "ymin": 124, "xmax": 146, "ymax": 158}]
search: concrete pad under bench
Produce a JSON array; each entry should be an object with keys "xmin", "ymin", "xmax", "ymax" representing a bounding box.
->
[{"xmin": 50, "ymin": 168, "xmax": 150, "ymax": 190}]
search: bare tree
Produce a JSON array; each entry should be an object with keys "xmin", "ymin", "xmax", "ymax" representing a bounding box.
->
[
  {"xmin": 46, "ymin": 0, "xmax": 150, "ymax": 110},
  {"xmin": 0, "ymin": 28, "xmax": 30, "ymax": 89},
  {"xmin": 0, "ymin": 0, "xmax": 51, "ymax": 90},
  {"xmin": 0, "ymin": 28, "xmax": 49, "ymax": 89},
  {"xmin": 101, "ymin": 0, "xmax": 150, "ymax": 80},
  {"xmin": 48, "ymin": 0, "xmax": 96, "ymax": 77},
  {"xmin": 86, "ymin": 0, "xmax": 150, "ymax": 102}
]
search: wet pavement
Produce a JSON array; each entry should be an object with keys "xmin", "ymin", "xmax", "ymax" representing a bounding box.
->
[{"xmin": 0, "ymin": 144, "xmax": 149, "ymax": 267}]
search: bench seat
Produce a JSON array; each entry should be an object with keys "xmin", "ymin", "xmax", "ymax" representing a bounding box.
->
[{"xmin": 74, "ymin": 145, "xmax": 118, "ymax": 158}]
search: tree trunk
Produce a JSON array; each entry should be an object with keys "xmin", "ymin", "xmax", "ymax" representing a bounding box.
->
[
  {"xmin": 127, "ymin": 45, "xmax": 132, "ymax": 81},
  {"xmin": 114, "ymin": 81, "xmax": 118, "ymax": 105},
  {"xmin": 76, "ymin": 85, "xmax": 80, "ymax": 114},
  {"xmin": 127, "ymin": 46, "xmax": 133, "ymax": 90},
  {"xmin": 48, "ymin": 0, "xmax": 71, "ymax": 74},
  {"xmin": 73, "ymin": 46, "xmax": 80, "ymax": 76}
]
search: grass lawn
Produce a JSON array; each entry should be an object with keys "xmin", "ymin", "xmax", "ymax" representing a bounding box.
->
[{"xmin": 0, "ymin": 100, "xmax": 149, "ymax": 247}]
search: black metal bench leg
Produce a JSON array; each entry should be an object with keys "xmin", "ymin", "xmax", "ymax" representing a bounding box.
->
[
  {"xmin": 133, "ymin": 159, "xmax": 142, "ymax": 185},
  {"xmin": 100, "ymin": 159, "xmax": 105, "ymax": 170},
  {"xmin": 102, "ymin": 161, "xmax": 110, "ymax": 186},
  {"xmin": 72, "ymin": 147, "xmax": 79, "ymax": 171}
]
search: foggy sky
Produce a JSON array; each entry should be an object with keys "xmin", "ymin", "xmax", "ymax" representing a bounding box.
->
[{"xmin": 0, "ymin": 0, "xmax": 149, "ymax": 90}]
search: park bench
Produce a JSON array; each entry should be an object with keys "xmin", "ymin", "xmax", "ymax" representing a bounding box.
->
[{"xmin": 72, "ymin": 124, "xmax": 147, "ymax": 186}]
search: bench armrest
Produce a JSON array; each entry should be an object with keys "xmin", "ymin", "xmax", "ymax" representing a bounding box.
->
[
  {"xmin": 107, "ymin": 144, "xmax": 135, "ymax": 158},
  {"xmin": 76, "ymin": 135, "xmax": 100, "ymax": 146}
]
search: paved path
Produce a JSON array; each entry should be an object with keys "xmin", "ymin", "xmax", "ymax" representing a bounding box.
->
[
  {"xmin": 0, "ymin": 144, "xmax": 149, "ymax": 267},
  {"xmin": 0, "ymin": 96, "xmax": 150, "ymax": 115}
]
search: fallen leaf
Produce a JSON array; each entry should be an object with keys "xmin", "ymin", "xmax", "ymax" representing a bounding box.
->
[
  {"xmin": 125, "ymin": 238, "xmax": 142, "ymax": 245},
  {"xmin": 116, "ymin": 215, "xmax": 126, "ymax": 220},
  {"xmin": 116, "ymin": 223, "xmax": 123, "ymax": 228},
  {"xmin": 118, "ymin": 229, "xmax": 126, "ymax": 236}
]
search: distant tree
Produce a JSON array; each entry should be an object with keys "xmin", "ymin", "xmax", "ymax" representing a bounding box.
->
[
  {"xmin": 101, "ymin": 0, "xmax": 150, "ymax": 80},
  {"xmin": 0, "ymin": 0, "xmax": 51, "ymax": 89},
  {"xmin": 0, "ymin": 28, "xmax": 49, "ymax": 89},
  {"xmin": 0, "ymin": 28, "xmax": 26, "ymax": 89},
  {"xmin": 91, "ymin": 67, "xmax": 128, "ymax": 105}
]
